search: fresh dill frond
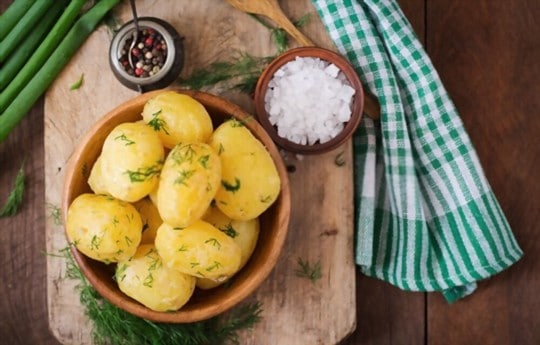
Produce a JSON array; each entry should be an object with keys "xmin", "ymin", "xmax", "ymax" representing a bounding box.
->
[
  {"xmin": 249, "ymin": 14, "xmax": 288, "ymax": 53},
  {"xmin": 47, "ymin": 203, "xmax": 62, "ymax": 225},
  {"xmin": 295, "ymin": 257, "xmax": 322, "ymax": 284},
  {"xmin": 0, "ymin": 160, "xmax": 25, "ymax": 217},
  {"xmin": 56, "ymin": 246, "xmax": 263, "ymax": 345},
  {"xmin": 294, "ymin": 13, "xmax": 312, "ymax": 28},
  {"xmin": 250, "ymin": 12, "xmax": 312, "ymax": 54},
  {"xmin": 178, "ymin": 54, "xmax": 273, "ymax": 93}
]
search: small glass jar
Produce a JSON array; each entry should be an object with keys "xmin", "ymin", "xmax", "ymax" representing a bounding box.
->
[{"xmin": 109, "ymin": 17, "xmax": 184, "ymax": 92}]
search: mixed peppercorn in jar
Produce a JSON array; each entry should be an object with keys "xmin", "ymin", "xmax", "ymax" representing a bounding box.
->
[{"xmin": 118, "ymin": 28, "xmax": 168, "ymax": 78}]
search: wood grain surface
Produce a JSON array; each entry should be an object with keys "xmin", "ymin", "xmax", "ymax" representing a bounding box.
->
[
  {"xmin": 1, "ymin": 0, "xmax": 539, "ymax": 344},
  {"xmin": 43, "ymin": 1, "xmax": 355, "ymax": 344}
]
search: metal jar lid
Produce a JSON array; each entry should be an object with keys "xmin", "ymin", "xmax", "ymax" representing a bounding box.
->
[{"xmin": 109, "ymin": 17, "xmax": 184, "ymax": 92}]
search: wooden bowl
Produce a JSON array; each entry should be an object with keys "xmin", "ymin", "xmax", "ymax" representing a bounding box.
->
[
  {"xmin": 254, "ymin": 47, "xmax": 364, "ymax": 154},
  {"xmin": 62, "ymin": 89, "xmax": 291, "ymax": 323}
]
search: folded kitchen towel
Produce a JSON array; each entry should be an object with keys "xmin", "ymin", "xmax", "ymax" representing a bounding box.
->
[{"xmin": 312, "ymin": 0, "xmax": 523, "ymax": 302}]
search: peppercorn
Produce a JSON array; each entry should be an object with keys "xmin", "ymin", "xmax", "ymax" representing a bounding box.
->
[{"xmin": 118, "ymin": 27, "xmax": 168, "ymax": 79}]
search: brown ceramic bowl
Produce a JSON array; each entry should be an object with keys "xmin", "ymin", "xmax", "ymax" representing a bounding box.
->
[
  {"xmin": 254, "ymin": 47, "xmax": 364, "ymax": 154},
  {"xmin": 62, "ymin": 89, "xmax": 290, "ymax": 323}
]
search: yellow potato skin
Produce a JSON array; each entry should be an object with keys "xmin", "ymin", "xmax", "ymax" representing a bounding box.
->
[
  {"xmin": 88, "ymin": 155, "xmax": 109, "ymax": 195},
  {"xmin": 100, "ymin": 122, "xmax": 164, "ymax": 202},
  {"xmin": 208, "ymin": 119, "xmax": 281, "ymax": 220},
  {"xmin": 66, "ymin": 194, "xmax": 142, "ymax": 263},
  {"xmin": 142, "ymin": 91, "xmax": 213, "ymax": 148},
  {"xmin": 157, "ymin": 142, "xmax": 221, "ymax": 228},
  {"xmin": 116, "ymin": 244, "xmax": 196, "ymax": 312},
  {"xmin": 155, "ymin": 221, "xmax": 241, "ymax": 281},
  {"xmin": 133, "ymin": 197, "xmax": 163, "ymax": 244},
  {"xmin": 197, "ymin": 205, "xmax": 260, "ymax": 289}
]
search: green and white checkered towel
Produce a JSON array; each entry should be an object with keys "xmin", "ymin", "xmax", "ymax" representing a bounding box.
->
[{"xmin": 312, "ymin": 0, "xmax": 523, "ymax": 302}]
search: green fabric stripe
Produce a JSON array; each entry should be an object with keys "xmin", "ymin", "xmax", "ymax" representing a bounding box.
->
[{"xmin": 312, "ymin": 0, "xmax": 523, "ymax": 302}]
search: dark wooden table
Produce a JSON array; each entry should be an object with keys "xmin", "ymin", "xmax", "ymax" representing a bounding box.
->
[{"xmin": 1, "ymin": 1, "xmax": 539, "ymax": 344}]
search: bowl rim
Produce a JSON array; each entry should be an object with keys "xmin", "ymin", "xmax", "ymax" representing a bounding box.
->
[
  {"xmin": 62, "ymin": 89, "xmax": 291, "ymax": 323},
  {"xmin": 254, "ymin": 46, "xmax": 364, "ymax": 154}
]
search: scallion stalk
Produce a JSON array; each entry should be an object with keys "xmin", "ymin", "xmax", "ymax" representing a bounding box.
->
[
  {"xmin": 0, "ymin": 0, "xmax": 87, "ymax": 113},
  {"xmin": 0, "ymin": 0, "xmax": 54, "ymax": 63},
  {"xmin": 0, "ymin": 0, "xmax": 35, "ymax": 41},
  {"xmin": 0, "ymin": 0, "xmax": 68, "ymax": 91},
  {"xmin": 0, "ymin": 0, "xmax": 121, "ymax": 143}
]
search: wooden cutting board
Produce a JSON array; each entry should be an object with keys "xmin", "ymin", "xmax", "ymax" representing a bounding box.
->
[{"xmin": 44, "ymin": 1, "xmax": 356, "ymax": 344}]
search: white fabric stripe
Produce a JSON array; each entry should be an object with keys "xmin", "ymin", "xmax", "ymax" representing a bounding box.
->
[{"xmin": 312, "ymin": 0, "xmax": 522, "ymax": 299}]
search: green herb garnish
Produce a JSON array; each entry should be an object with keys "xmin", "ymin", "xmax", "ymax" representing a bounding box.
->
[
  {"xmin": 249, "ymin": 13, "xmax": 311, "ymax": 54},
  {"xmin": 205, "ymin": 238, "xmax": 222, "ymax": 249},
  {"xmin": 222, "ymin": 178, "xmax": 241, "ymax": 193},
  {"xmin": 47, "ymin": 203, "xmax": 62, "ymax": 225},
  {"xmin": 171, "ymin": 144, "xmax": 196, "ymax": 166},
  {"xmin": 206, "ymin": 261, "xmax": 223, "ymax": 272},
  {"xmin": 143, "ymin": 273, "xmax": 154, "ymax": 288},
  {"xmin": 220, "ymin": 224, "xmax": 238, "ymax": 238},
  {"xmin": 0, "ymin": 160, "xmax": 25, "ymax": 217},
  {"xmin": 114, "ymin": 133, "xmax": 135, "ymax": 146},
  {"xmin": 174, "ymin": 169, "xmax": 196, "ymax": 186},
  {"xmin": 178, "ymin": 53, "xmax": 273, "ymax": 93},
  {"xmin": 147, "ymin": 110, "xmax": 169, "ymax": 134},
  {"xmin": 56, "ymin": 246, "xmax": 262, "ymax": 345},
  {"xmin": 198, "ymin": 155, "xmax": 210, "ymax": 169},
  {"xmin": 125, "ymin": 163, "xmax": 161, "ymax": 183},
  {"xmin": 295, "ymin": 257, "xmax": 322, "ymax": 284},
  {"xmin": 229, "ymin": 116, "xmax": 253, "ymax": 128},
  {"xmin": 69, "ymin": 73, "xmax": 84, "ymax": 90}
]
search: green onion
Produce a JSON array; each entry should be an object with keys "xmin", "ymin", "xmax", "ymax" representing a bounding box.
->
[
  {"xmin": 0, "ymin": 0, "xmax": 54, "ymax": 63},
  {"xmin": 0, "ymin": 0, "xmax": 87, "ymax": 113},
  {"xmin": 0, "ymin": 0, "xmax": 67, "ymax": 91},
  {"xmin": 0, "ymin": 0, "xmax": 121, "ymax": 143},
  {"xmin": 0, "ymin": 0, "xmax": 34, "ymax": 41},
  {"xmin": 70, "ymin": 73, "xmax": 85, "ymax": 91}
]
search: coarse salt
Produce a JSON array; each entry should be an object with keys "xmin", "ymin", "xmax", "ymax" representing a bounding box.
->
[{"xmin": 264, "ymin": 56, "xmax": 355, "ymax": 145}]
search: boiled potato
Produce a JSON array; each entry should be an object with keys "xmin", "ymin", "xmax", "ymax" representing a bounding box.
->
[
  {"xmin": 88, "ymin": 155, "xmax": 109, "ymax": 195},
  {"xmin": 155, "ymin": 221, "xmax": 241, "ymax": 281},
  {"xmin": 66, "ymin": 193, "xmax": 142, "ymax": 263},
  {"xmin": 142, "ymin": 91, "xmax": 213, "ymax": 148},
  {"xmin": 157, "ymin": 142, "xmax": 221, "ymax": 228},
  {"xmin": 100, "ymin": 122, "xmax": 164, "ymax": 202},
  {"xmin": 133, "ymin": 197, "xmax": 163, "ymax": 244},
  {"xmin": 116, "ymin": 244, "xmax": 196, "ymax": 312},
  {"xmin": 197, "ymin": 204, "xmax": 260, "ymax": 289},
  {"xmin": 208, "ymin": 119, "xmax": 280, "ymax": 220}
]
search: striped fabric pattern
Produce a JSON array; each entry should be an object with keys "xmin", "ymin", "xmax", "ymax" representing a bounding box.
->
[{"xmin": 312, "ymin": 0, "xmax": 523, "ymax": 302}]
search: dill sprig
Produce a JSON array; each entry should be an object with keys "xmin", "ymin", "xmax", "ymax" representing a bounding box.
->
[
  {"xmin": 57, "ymin": 246, "xmax": 263, "ymax": 345},
  {"xmin": 178, "ymin": 53, "xmax": 273, "ymax": 93},
  {"xmin": 177, "ymin": 12, "xmax": 310, "ymax": 94},
  {"xmin": 294, "ymin": 257, "xmax": 322, "ymax": 284},
  {"xmin": 0, "ymin": 159, "xmax": 25, "ymax": 217},
  {"xmin": 47, "ymin": 203, "xmax": 62, "ymax": 225},
  {"xmin": 249, "ymin": 13, "xmax": 312, "ymax": 54}
]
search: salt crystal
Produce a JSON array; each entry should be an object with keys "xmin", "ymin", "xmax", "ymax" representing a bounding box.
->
[
  {"xmin": 324, "ymin": 63, "xmax": 340, "ymax": 78},
  {"xmin": 264, "ymin": 56, "xmax": 356, "ymax": 146}
]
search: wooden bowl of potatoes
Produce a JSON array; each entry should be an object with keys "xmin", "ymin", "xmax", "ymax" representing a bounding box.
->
[{"xmin": 62, "ymin": 89, "xmax": 291, "ymax": 323}]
